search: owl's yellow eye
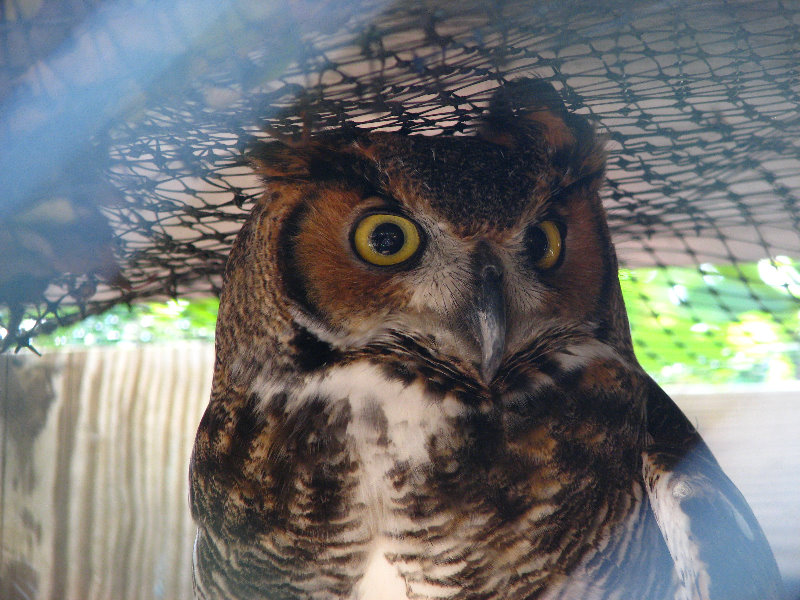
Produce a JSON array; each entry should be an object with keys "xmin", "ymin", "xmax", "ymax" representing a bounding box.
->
[
  {"xmin": 525, "ymin": 220, "xmax": 564, "ymax": 270},
  {"xmin": 352, "ymin": 213, "xmax": 422, "ymax": 267}
]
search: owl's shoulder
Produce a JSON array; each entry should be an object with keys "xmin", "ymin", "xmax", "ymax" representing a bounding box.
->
[{"xmin": 642, "ymin": 381, "xmax": 784, "ymax": 600}]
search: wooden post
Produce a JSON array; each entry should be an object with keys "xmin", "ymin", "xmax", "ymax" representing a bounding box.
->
[{"xmin": 0, "ymin": 343, "xmax": 213, "ymax": 600}]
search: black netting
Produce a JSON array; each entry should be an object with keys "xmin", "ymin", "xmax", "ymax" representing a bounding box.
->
[{"xmin": 1, "ymin": 0, "xmax": 798, "ymax": 363}]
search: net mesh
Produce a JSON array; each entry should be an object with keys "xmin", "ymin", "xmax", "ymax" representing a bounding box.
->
[{"xmin": 1, "ymin": 0, "xmax": 798, "ymax": 375}]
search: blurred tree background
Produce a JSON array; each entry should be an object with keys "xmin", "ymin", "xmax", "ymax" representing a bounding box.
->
[{"xmin": 621, "ymin": 258, "xmax": 799, "ymax": 384}]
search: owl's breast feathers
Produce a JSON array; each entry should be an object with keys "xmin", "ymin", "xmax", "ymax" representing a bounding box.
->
[
  {"xmin": 193, "ymin": 331, "xmax": 666, "ymax": 599},
  {"xmin": 191, "ymin": 327, "xmax": 782, "ymax": 599}
]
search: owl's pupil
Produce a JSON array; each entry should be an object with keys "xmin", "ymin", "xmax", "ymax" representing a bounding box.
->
[
  {"xmin": 369, "ymin": 223, "xmax": 405, "ymax": 255},
  {"xmin": 525, "ymin": 225, "xmax": 547, "ymax": 261}
]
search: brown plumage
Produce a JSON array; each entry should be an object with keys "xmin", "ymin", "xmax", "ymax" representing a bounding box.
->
[{"xmin": 189, "ymin": 79, "xmax": 783, "ymax": 599}]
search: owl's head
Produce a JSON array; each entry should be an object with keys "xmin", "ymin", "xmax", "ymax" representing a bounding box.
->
[{"xmin": 220, "ymin": 79, "xmax": 632, "ymax": 386}]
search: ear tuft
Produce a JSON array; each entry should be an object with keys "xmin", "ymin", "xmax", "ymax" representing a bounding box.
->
[
  {"xmin": 483, "ymin": 78, "xmax": 575, "ymax": 149},
  {"xmin": 247, "ymin": 128, "xmax": 384, "ymax": 204},
  {"xmin": 248, "ymin": 139, "xmax": 316, "ymax": 180},
  {"xmin": 480, "ymin": 78, "xmax": 605, "ymax": 182},
  {"xmin": 247, "ymin": 127, "xmax": 363, "ymax": 182}
]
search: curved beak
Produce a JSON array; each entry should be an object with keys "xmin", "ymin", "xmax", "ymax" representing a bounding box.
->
[{"xmin": 470, "ymin": 246, "xmax": 507, "ymax": 383}]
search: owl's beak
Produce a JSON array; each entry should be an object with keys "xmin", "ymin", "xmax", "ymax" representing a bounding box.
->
[{"xmin": 471, "ymin": 247, "xmax": 507, "ymax": 383}]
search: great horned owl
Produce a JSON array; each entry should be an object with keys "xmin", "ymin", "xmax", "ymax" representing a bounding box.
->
[{"xmin": 189, "ymin": 79, "xmax": 782, "ymax": 599}]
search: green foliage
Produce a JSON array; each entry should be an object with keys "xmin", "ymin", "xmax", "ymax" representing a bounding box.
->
[
  {"xmin": 35, "ymin": 297, "xmax": 220, "ymax": 347},
  {"xmin": 621, "ymin": 257, "xmax": 799, "ymax": 384},
  {"xmin": 14, "ymin": 259, "xmax": 800, "ymax": 385}
]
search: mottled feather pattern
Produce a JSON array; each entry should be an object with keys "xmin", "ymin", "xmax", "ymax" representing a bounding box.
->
[
  {"xmin": 190, "ymin": 79, "xmax": 782, "ymax": 599},
  {"xmin": 196, "ymin": 336, "xmax": 663, "ymax": 599}
]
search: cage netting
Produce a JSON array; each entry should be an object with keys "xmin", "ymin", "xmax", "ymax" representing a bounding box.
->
[{"xmin": 1, "ymin": 0, "xmax": 798, "ymax": 378}]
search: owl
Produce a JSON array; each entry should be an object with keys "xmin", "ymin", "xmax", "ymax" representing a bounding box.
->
[{"xmin": 189, "ymin": 79, "xmax": 783, "ymax": 600}]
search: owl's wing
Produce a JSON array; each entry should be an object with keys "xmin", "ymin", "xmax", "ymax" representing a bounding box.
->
[{"xmin": 642, "ymin": 380, "xmax": 784, "ymax": 600}]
